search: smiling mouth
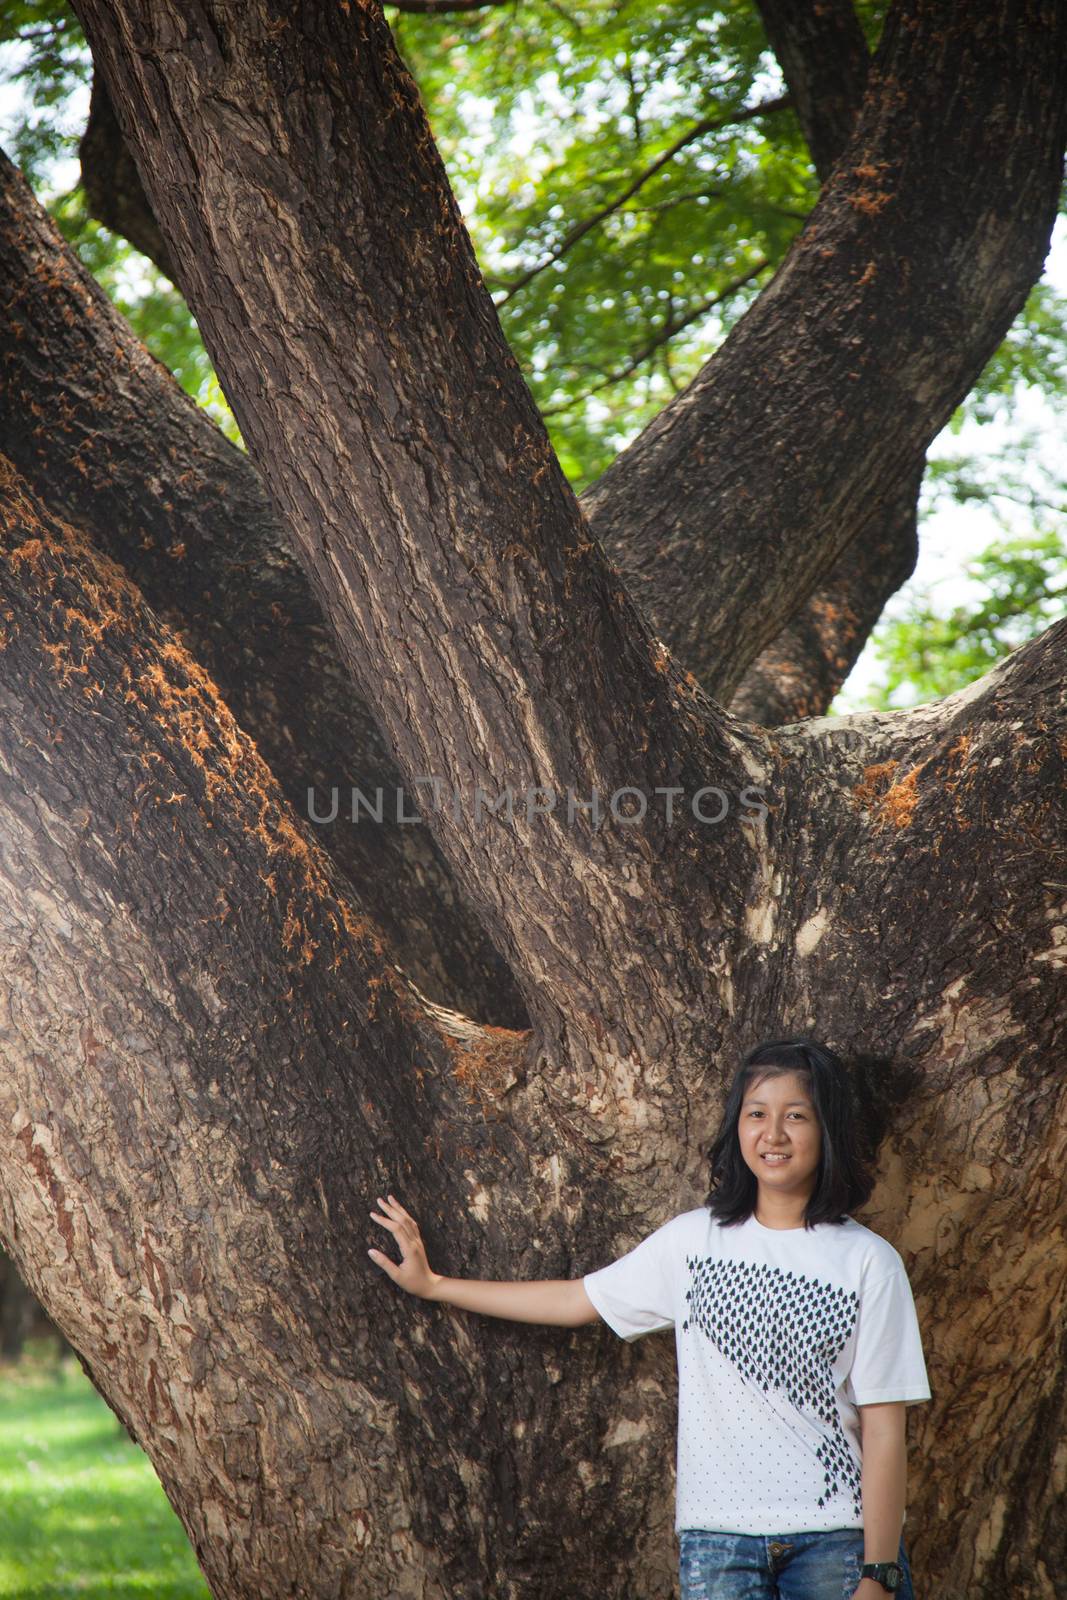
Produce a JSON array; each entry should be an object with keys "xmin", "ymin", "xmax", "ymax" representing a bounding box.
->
[{"xmin": 760, "ymin": 1154, "xmax": 791, "ymax": 1163}]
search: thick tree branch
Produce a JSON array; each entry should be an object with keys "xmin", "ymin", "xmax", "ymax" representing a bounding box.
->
[
  {"xmin": 73, "ymin": 22, "xmax": 886, "ymax": 730},
  {"xmin": 0, "ymin": 449, "xmax": 689, "ymax": 1598},
  {"xmin": 582, "ymin": 0, "xmax": 1067, "ymax": 705},
  {"xmin": 0, "ymin": 449, "xmax": 471, "ymax": 1594},
  {"xmin": 766, "ymin": 617, "xmax": 1067, "ymax": 994},
  {"xmin": 722, "ymin": 0, "xmax": 891, "ymax": 724},
  {"xmin": 70, "ymin": 0, "xmax": 765, "ymax": 1070},
  {"xmin": 0, "ymin": 146, "xmax": 524, "ymax": 1027},
  {"xmin": 79, "ymin": 72, "xmax": 177, "ymax": 281},
  {"xmin": 728, "ymin": 464, "xmax": 922, "ymax": 725},
  {"xmin": 753, "ymin": 0, "xmax": 870, "ymax": 184}
]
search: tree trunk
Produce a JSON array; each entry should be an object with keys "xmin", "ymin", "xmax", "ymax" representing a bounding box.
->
[
  {"xmin": 0, "ymin": 0, "xmax": 1063, "ymax": 1595},
  {"xmin": 0, "ymin": 148, "xmax": 525, "ymax": 1029},
  {"xmin": 79, "ymin": 71, "xmax": 178, "ymax": 283},
  {"xmin": 730, "ymin": 0, "xmax": 924, "ymax": 727},
  {"xmin": 0, "ymin": 1250, "xmax": 41, "ymax": 1359}
]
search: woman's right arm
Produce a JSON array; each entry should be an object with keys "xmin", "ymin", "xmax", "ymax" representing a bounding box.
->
[{"xmin": 369, "ymin": 1193, "xmax": 601, "ymax": 1328}]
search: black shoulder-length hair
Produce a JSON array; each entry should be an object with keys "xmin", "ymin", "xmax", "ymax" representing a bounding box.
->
[{"xmin": 703, "ymin": 1037, "xmax": 875, "ymax": 1230}]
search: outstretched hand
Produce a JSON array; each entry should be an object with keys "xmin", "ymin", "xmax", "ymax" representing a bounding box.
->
[{"xmin": 368, "ymin": 1193, "xmax": 441, "ymax": 1299}]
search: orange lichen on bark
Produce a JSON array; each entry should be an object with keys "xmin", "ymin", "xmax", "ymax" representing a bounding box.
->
[
  {"xmin": 852, "ymin": 759, "xmax": 899, "ymax": 810},
  {"xmin": 442, "ymin": 1021, "xmax": 528, "ymax": 1106},
  {"xmin": 846, "ymin": 161, "xmax": 894, "ymax": 216},
  {"xmin": 852, "ymin": 756, "xmax": 921, "ymax": 830},
  {"xmin": 854, "ymin": 733, "xmax": 977, "ymax": 833},
  {"xmin": 937, "ymin": 733, "xmax": 976, "ymax": 829},
  {"xmin": 0, "ymin": 451, "xmax": 400, "ymax": 992},
  {"xmin": 873, "ymin": 765, "xmax": 921, "ymax": 829},
  {"xmin": 41, "ymin": 638, "xmax": 89, "ymax": 684}
]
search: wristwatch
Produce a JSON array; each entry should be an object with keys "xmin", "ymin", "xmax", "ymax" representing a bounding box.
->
[{"xmin": 861, "ymin": 1561, "xmax": 904, "ymax": 1592}]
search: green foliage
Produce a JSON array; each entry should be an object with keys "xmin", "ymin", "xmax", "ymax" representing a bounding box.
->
[
  {"xmin": 0, "ymin": 1342, "xmax": 211, "ymax": 1598},
  {"xmin": 391, "ymin": 0, "xmax": 819, "ymax": 486},
  {"xmin": 843, "ymin": 525, "xmax": 1067, "ymax": 711},
  {"xmin": 0, "ymin": 0, "xmax": 87, "ymax": 190},
  {"xmin": 4, "ymin": 0, "xmax": 1067, "ymax": 487}
]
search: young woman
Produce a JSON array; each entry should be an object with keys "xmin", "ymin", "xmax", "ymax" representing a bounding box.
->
[{"xmin": 369, "ymin": 1037, "xmax": 931, "ymax": 1600}]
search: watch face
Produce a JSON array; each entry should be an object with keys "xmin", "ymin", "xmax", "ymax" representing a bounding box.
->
[{"xmin": 864, "ymin": 1563, "xmax": 902, "ymax": 1591}]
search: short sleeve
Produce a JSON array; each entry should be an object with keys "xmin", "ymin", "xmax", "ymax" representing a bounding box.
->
[
  {"xmin": 582, "ymin": 1218, "xmax": 677, "ymax": 1343},
  {"xmin": 846, "ymin": 1259, "xmax": 932, "ymax": 1406}
]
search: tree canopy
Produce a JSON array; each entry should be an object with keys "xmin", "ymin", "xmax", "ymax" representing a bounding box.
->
[{"xmin": 1, "ymin": 0, "xmax": 1064, "ymax": 715}]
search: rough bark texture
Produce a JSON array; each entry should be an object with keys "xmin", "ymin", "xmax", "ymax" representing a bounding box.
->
[
  {"xmin": 729, "ymin": 0, "xmax": 925, "ymax": 727},
  {"xmin": 66, "ymin": 1, "xmax": 928, "ymax": 732},
  {"xmin": 0, "ymin": 454, "xmax": 668, "ymax": 1599},
  {"xmin": 80, "ymin": 71, "xmax": 178, "ymax": 282},
  {"xmin": 0, "ymin": 148, "xmax": 525, "ymax": 1028},
  {"xmin": 729, "ymin": 464, "xmax": 922, "ymax": 726},
  {"xmin": 753, "ymin": 0, "xmax": 870, "ymax": 185},
  {"xmin": 68, "ymin": 0, "xmax": 766, "ymax": 1079},
  {"xmin": 0, "ymin": 0, "xmax": 1064, "ymax": 1596},
  {"xmin": 3, "ymin": 433, "xmax": 1064, "ymax": 1597}
]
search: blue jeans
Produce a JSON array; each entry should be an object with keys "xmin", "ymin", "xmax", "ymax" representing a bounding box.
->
[{"xmin": 678, "ymin": 1528, "xmax": 916, "ymax": 1600}]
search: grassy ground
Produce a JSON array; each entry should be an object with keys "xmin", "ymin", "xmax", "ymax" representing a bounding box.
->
[{"xmin": 0, "ymin": 1340, "xmax": 212, "ymax": 1599}]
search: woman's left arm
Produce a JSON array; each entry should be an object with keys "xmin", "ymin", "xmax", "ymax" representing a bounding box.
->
[{"xmin": 854, "ymin": 1401, "xmax": 907, "ymax": 1598}]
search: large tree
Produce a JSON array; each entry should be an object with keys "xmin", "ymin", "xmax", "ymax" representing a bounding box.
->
[{"xmin": 0, "ymin": 2, "xmax": 1065, "ymax": 1597}]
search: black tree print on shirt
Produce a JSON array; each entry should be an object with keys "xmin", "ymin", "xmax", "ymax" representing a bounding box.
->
[{"xmin": 682, "ymin": 1255, "xmax": 863, "ymax": 1517}]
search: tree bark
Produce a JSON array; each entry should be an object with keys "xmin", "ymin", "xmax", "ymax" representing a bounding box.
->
[
  {"xmin": 729, "ymin": 0, "xmax": 926, "ymax": 727},
  {"xmin": 0, "ymin": 146, "xmax": 525, "ymax": 1028},
  {"xmin": 728, "ymin": 463, "xmax": 922, "ymax": 726},
  {"xmin": 4, "ymin": 427, "xmax": 1064, "ymax": 1594},
  {"xmin": 752, "ymin": 0, "xmax": 870, "ymax": 186},
  {"xmin": 0, "ymin": 0, "xmax": 1063, "ymax": 1594},
  {"xmin": 0, "ymin": 453, "xmax": 625, "ymax": 1599},
  {"xmin": 2, "ymin": 435, "xmax": 1065, "ymax": 1595},
  {"xmin": 67, "ymin": 0, "xmax": 766, "ymax": 1074},
  {"xmin": 80, "ymin": 71, "xmax": 178, "ymax": 282},
  {"xmin": 65, "ymin": 2, "xmax": 928, "ymax": 731},
  {"xmin": 61, "ymin": 0, "xmax": 1061, "ymax": 726}
]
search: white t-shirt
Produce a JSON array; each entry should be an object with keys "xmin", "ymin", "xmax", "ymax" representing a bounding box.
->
[{"xmin": 582, "ymin": 1206, "xmax": 931, "ymax": 1535}]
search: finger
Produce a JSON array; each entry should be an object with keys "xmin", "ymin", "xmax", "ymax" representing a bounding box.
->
[
  {"xmin": 369, "ymin": 1210, "xmax": 399, "ymax": 1232},
  {"xmin": 367, "ymin": 1248, "xmax": 396, "ymax": 1277}
]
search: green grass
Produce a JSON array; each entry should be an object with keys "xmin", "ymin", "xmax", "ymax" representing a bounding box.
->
[{"xmin": 0, "ymin": 1340, "xmax": 212, "ymax": 1599}]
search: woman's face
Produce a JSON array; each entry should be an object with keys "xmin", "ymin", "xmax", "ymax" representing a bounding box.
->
[{"xmin": 737, "ymin": 1070, "xmax": 823, "ymax": 1199}]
